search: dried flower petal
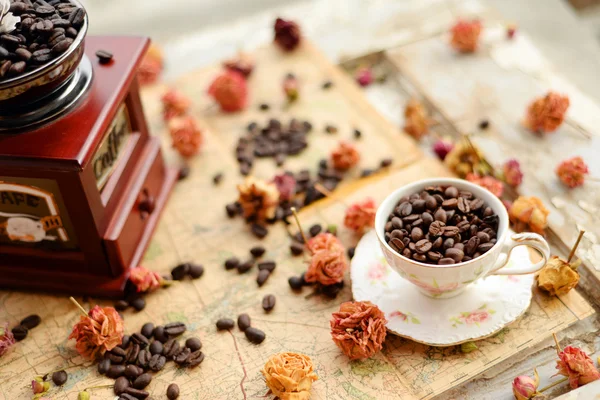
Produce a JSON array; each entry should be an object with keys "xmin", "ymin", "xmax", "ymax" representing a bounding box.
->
[
  {"xmin": 272, "ymin": 174, "xmax": 296, "ymax": 202},
  {"xmin": 68, "ymin": 306, "xmax": 124, "ymax": 360},
  {"xmin": 466, "ymin": 173, "xmax": 504, "ymax": 197},
  {"xmin": 262, "ymin": 352, "xmax": 318, "ymax": 400},
  {"xmin": 450, "ymin": 19, "xmax": 482, "ymax": 53},
  {"xmin": 138, "ymin": 44, "xmax": 164, "ymax": 86},
  {"xmin": 169, "ymin": 116, "xmax": 203, "ymax": 158},
  {"xmin": 556, "ymin": 346, "xmax": 600, "ymax": 389},
  {"xmin": 355, "ymin": 67, "xmax": 373, "ymax": 87},
  {"xmin": 283, "ymin": 74, "xmax": 299, "ymax": 102},
  {"xmin": 305, "ymin": 233, "xmax": 348, "ymax": 286},
  {"xmin": 432, "ymin": 138, "xmax": 454, "ymax": 161},
  {"xmin": 537, "ymin": 256, "xmax": 580, "ymax": 296},
  {"xmin": 512, "ymin": 369, "xmax": 539, "ymax": 400},
  {"xmin": 237, "ymin": 176, "xmax": 280, "ymax": 221},
  {"xmin": 274, "ymin": 18, "xmax": 301, "ymax": 51},
  {"xmin": 223, "ymin": 52, "xmax": 255, "ymax": 77},
  {"xmin": 161, "ymin": 88, "xmax": 191, "ymax": 121},
  {"xmin": 330, "ymin": 301, "xmax": 387, "ymax": 360},
  {"xmin": 556, "ymin": 156, "xmax": 589, "ymax": 188},
  {"xmin": 403, "ymin": 99, "xmax": 430, "ymax": 140},
  {"xmin": 331, "ymin": 141, "xmax": 360, "ymax": 171},
  {"xmin": 129, "ymin": 266, "xmax": 165, "ymax": 293},
  {"xmin": 503, "ymin": 159, "xmax": 523, "ymax": 187},
  {"xmin": 0, "ymin": 322, "xmax": 15, "ymax": 357},
  {"xmin": 509, "ymin": 196, "xmax": 549, "ymax": 235},
  {"xmin": 444, "ymin": 140, "xmax": 488, "ymax": 178},
  {"xmin": 344, "ymin": 198, "xmax": 376, "ymax": 233},
  {"xmin": 524, "ymin": 92, "xmax": 570, "ymax": 133},
  {"xmin": 208, "ymin": 70, "xmax": 248, "ymax": 112}
]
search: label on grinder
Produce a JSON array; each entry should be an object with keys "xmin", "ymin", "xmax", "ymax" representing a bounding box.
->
[
  {"xmin": 92, "ymin": 104, "xmax": 132, "ymax": 190},
  {"xmin": 0, "ymin": 178, "xmax": 78, "ymax": 249}
]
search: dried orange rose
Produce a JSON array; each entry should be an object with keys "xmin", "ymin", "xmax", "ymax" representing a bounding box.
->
[
  {"xmin": 162, "ymin": 88, "xmax": 191, "ymax": 121},
  {"xmin": 524, "ymin": 92, "xmax": 570, "ymax": 133},
  {"xmin": 537, "ymin": 256, "xmax": 580, "ymax": 296},
  {"xmin": 129, "ymin": 266, "xmax": 167, "ymax": 293},
  {"xmin": 68, "ymin": 306, "xmax": 124, "ymax": 359},
  {"xmin": 208, "ymin": 70, "xmax": 248, "ymax": 112},
  {"xmin": 305, "ymin": 233, "xmax": 348, "ymax": 286},
  {"xmin": 403, "ymin": 98, "xmax": 430, "ymax": 140},
  {"xmin": 237, "ymin": 176, "xmax": 280, "ymax": 221},
  {"xmin": 509, "ymin": 196, "xmax": 549, "ymax": 235},
  {"xmin": 344, "ymin": 198, "xmax": 376, "ymax": 233},
  {"xmin": 556, "ymin": 346, "xmax": 600, "ymax": 389},
  {"xmin": 138, "ymin": 43, "xmax": 164, "ymax": 86},
  {"xmin": 169, "ymin": 116, "xmax": 203, "ymax": 158},
  {"xmin": 330, "ymin": 301, "xmax": 387, "ymax": 360},
  {"xmin": 331, "ymin": 142, "xmax": 360, "ymax": 171},
  {"xmin": 262, "ymin": 352, "xmax": 318, "ymax": 400},
  {"xmin": 450, "ymin": 19, "xmax": 482, "ymax": 53},
  {"xmin": 556, "ymin": 156, "xmax": 589, "ymax": 188},
  {"xmin": 466, "ymin": 173, "xmax": 504, "ymax": 197}
]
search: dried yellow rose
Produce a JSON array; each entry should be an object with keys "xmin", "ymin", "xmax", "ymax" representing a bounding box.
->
[
  {"xmin": 444, "ymin": 139, "xmax": 489, "ymax": 178},
  {"xmin": 237, "ymin": 176, "xmax": 280, "ymax": 221},
  {"xmin": 509, "ymin": 196, "xmax": 549, "ymax": 235},
  {"xmin": 403, "ymin": 98, "xmax": 430, "ymax": 140},
  {"xmin": 262, "ymin": 352, "xmax": 318, "ymax": 400},
  {"xmin": 537, "ymin": 256, "xmax": 580, "ymax": 296}
]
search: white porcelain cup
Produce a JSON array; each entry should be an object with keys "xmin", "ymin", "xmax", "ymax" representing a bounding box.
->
[{"xmin": 375, "ymin": 178, "xmax": 550, "ymax": 299}]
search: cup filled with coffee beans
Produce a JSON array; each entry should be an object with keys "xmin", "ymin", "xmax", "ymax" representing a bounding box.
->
[{"xmin": 375, "ymin": 178, "xmax": 550, "ymax": 298}]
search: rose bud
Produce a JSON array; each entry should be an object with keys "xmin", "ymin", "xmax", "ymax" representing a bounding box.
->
[
  {"xmin": 450, "ymin": 19, "xmax": 482, "ymax": 53},
  {"xmin": 283, "ymin": 73, "xmax": 299, "ymax": 102},
  {"xmin": 355, "ymin": 67, "xmax": 373, "ymax": 87},
  {"xmin": 274, "ymin": 17, "xmax": 301, "ymax": 51},
  {"xmin": 208, "ymin": 70, "xmax": 248, "ymax": 112},
  {"xmin": 31, "ymin": 380, "xmax": 45, "ymax": 394},
  {"xmin": 512, "ymin": 370, "xmax": 539, "ymax": 400},
  {"xmin": 503, "ymin": 159, "xmax": 523, "ymax": 187}
]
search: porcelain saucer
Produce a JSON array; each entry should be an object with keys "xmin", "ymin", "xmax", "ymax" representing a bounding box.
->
[{"xmin": 350, "ymin": 230, "xmax": 535, "ymax": 346}]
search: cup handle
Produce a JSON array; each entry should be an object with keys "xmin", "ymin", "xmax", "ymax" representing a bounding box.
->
[{"xmin": 488, "ymin": 232, "xmax": 551, "ymax": 276}]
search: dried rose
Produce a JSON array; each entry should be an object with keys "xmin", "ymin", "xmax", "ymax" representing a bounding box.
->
[
  {"xmin": 161, "ymin": 88, "xmax": 191, "ymax": 121},
  {"xmin": 306, "ymin": 232, "xmax": 343, "ymax": 254},
  {"xmin": 169, "ymin": 116, "xmax": 203, "ymax": 158},
  {"xmin": 355, "ymin": 67, "xmax": 373, "ymax": 87},
  {"xmin": 331, "ymin": 141, "xmax": 360, "ymax": 171},
  {"xmin": 138, "ymin": 43, "xmax": 164, "ymax": 86},
  {"xmin": 344, "ymin": 198, "xmax": 376, "ymax": 233},
  {"xmin": 208, "ymin": 70, "xmax": 248, "ymax": 112},
  {"xmin": 237, "ymin": 176, "xmax": 280, "ymax": 221},
  {"xmin": 432, "ymin": 138, "xmax": 454, "ymax": 161},
  {"xmin": 403, "ymin": 98, "xmax": 430, "ymax": 140},
  {"xmin": 556, "ymin": 345, "xmax": 600, "ymax": 389},
  {"xmin": 223, "ymin": 52, "xmax": 254, "ymax": 77},
  {"xmin": 524, "ymin": 92, "xmax": 570, "ymax": 133},
  {"xmin": 466, "ymin": 173, "xmax": 504, "ymax": 197},
  {"xmin": 450, "ymin": 19, "xmax": 482, "ymax": 53},
  {"xmin": 556, "ymin": 156, "xmax": 589, "ymax": 188},
  {"xmin": 68, "ymin": 306, "xmax": 124, "ymax": 360},
  {"xmin": 262, "ymin": 352, "xmax": 318, "ymax": 400},
  {"xmin": 274, "ymin": 18, "xmax": 301, "ymax": 51},
  {"xmin": 537, "ymin": 256, "xmax": 580, "ymax": 296},
  {"xmin": 444, "ymin": 140, "xmax": 488, "ymax": 178},
  {"xmin": 0, "ymin": 322, "xmax": 15, "ymax": 357},
  {"xmin": 305, "ymin": 233, "xmax": 348, "ymax": 286},
  {"xmin": 129, "ymin": 266, "xmax": 167, "ymax": 293},
  {"xmin": 272, "ymin": 173, "xmax": 296, "ymax": 202},
  {"xmin": 31, "ymin": 379, "xmax": 45, "ymax": 394},
  {"xmin": 509, "ymin": 196, "xmax": 549, "ymax": 235},
  {"xmin": 512, "ymin": 370, "xmax": 540, "ymax": 400},
  {"xmin": 507, "ymin": 24, "xmax": 517, "ymax": 39},
  {"xmin": 503, "ymin": 159, "xmax": 523, "ymax": 187},
  {"xmin": 330, "ymin": 301, "xmax": 387, "ymax": 360},
  {"xmin": 283, "ymin": 74, "xmax": 299, "ymax": 102}
]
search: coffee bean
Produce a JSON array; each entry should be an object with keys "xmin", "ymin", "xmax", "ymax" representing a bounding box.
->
[
  {"xmin": 68, "ymin": 7, "xmax": 85, "ymax": 28},
  {"xmin": 428, "ymin": 221, "xmax": 445, "ymax": 237},
  {"xmin": 187, "ymin": 350, "xmax": 205, "ymax": 367},
  {"xmin": 149, "ymin": 341, "xmax": 163, "ymax": 355},
  {"xmin": 262, "ymin": 294, "xmax": 276, "ymax": 312},
  {"xmin": 115, "ymin": 300, "xmax": 129, "ymax": 311},
  {"xmin": 114, "ymin": 376, "xmax": 130, "ymax": 395},
  {"xmin": 152, "ymin": 326, "xmax": 168, "ymax": 343},
  {"xmin": 167, "ymin": 383, "xmax": 180, "ymax": 399},
  {"xmin": 245, "ymin": 327, "xmax": 266, "ymax": 344},
  {"xmin": 257, "ymin": 269, "xmax": 271, "ymax": 286},
  {"xmin": 479, "ymin": 119, "xmax": 490, "ymax": 130},
  {"xmin": 225, "ymin": 257, "xmax": 240, "ymax": 270},
  {"xmin": 174, "ymin": 348, "xmax": 191, "ymax": 365},
  {"xmin": 164, "ymin": 322, "xmax": 186, "ymax": 337},
  {"xmin": 20, "ymin": 314, "xmax": 41, "ymax": 330},
  {"xmin": 251, "ymin": 223, "xmax": 268, "ymax": 239},
  {"xmin": 457, "ymin": 197, "xmax": 470, "ymax": 213},
  {"xmin": 12, "ymin": 325, "xmax": 27, "ymax": 341},
  {"xmin": 188, "ymin": 263, "xmax": 204, "ymax": 279},
  {"xmin": 445, "ymin": 248, "xmax": 464, "ymax": 263},
  {"xmin": 250, "ymin": 246, "xmax": 266, "ymax": 257},
  {"xmin": 237, "ymin": 313, "xmax": 251, "ymax": 331},
  {"xmin": 411, "ymin": 227, "xmax": 424, "ymax": 242},
  {"xmin": 288, "ymin": 276, "xmax": 303, "ymax": 290},
  {"xmin": 96, "ymin": 49, "xmax": 113, "ymax": 64},
  {"xmin": 121, "ymin": 336, "xmax": 132, "ymax": 350},
  {"xmin": 443, "ymin": 226, "xmax": 460, "ymax": 237},
  {"xmin": 237, "ymin": 259, "xmax": 254, "ymax": 274},
  {"xmin": 162, "ymin": 339, "xmax": 180, "ymax": 358},
  {"xmin": 141, "ymin": 322, "xmax": 154, "ymax": 338},
  {"xmin": 125, "ymin": 364, "xmax": 142, "ymax": 379},
  {"xmin": 470, "ymin": 198, "xmax": 484, "ymax": 211},
  {"xmin": 444, "ymin": 186, "xmax": 459, "ymax": 198},
  {"xmin": 397, "ymin": 202, "xmax": 412, "ymax": 216},
  {"xmin": 185, "ymin": 337, "xmax": 202, "ymax": 352},
  {"xmin": 258, "ymin": 260, "xmax": 276, "ymax": 273},
  {"xmin": 439, "ymin": 258, "xmax": 456, "ymax": 265},
  {"xmin": 131, "ymin": 333, "xmax": 149, "ymax": 349},
  {"xmin": 133, "ymin": 373, "xmax": 152, "ymax": 389},
  {"xmin": 107, "ymin": 365, "xmax": 126, "ymax": 378},
  {"xmin": 216, "ymin": 318, "xmax": 235, "ymax": 331},
  {"xmin": 149, "ymin": 354, "xmax": 166, "ymax": 371},
  {"xmin": 123, "ymin": 387, "xmax": 149, "ymax": 400},
  {"xmin": 126, "ymin": 344, "xmax": 140, "ymax": 363},
  {"xmin": 225, "ymin": 203, "xmax": 239, "ymax": 217},
  {"xmin": 427, "ymin": 251, "xmax": 443, "ymax": 262},
  {"xmin": 415, "ymin": 239, "xmax": 432, "ymax": 254},
  {"xmin": 51, "ymin": 370, "xmax": 67, "ymax": 385},
  {"xmin": 478, "ymin": 242, "xmax": 495, "ymax": 253},
  {"xmin": 110, "ymin": 346, "xmax": 127, "ymax": 358},
  {"xmin": 380, "ymin": 158, "xmax": 393, "ymax": 168},
  {"xmin": 130, "ymin": 297, "xmax": 146, "ymax": 311},
  {"xmin": 171, "ymin": 263, "xmax": 190, "ymax": 280},
  {"xmin": 98, "ymin": 358, "xmax": 111, "ymax": 375},
  {"xmin": 309, "ymin": 224, "xmax": 322, "ymax": 237},
  {"xmin": 119, "ymin": 394, "xmax": 138, "ymax": 400},
  {"xmin": 290, "ymin": 241, "xmax": 304, "ymax": 256}
]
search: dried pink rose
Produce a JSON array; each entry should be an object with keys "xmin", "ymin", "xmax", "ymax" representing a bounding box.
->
[
  {"xmin": 283, "ymin": 74, "xmax": 299, "ymax": 102},
  {"xmin": 509, "ymin": 196, "xmax": 549, "ymax": 235},
  {"xmin": 223, "ymin": 52, "xmax": 255, "ymax": 77},
  {"xmin": 330, "ymin": 301, "xmax": 387, "ymax": 360},
  {"xmin": 274, "ymin": 18, "xmax": 301, "ymax": 51},
  {"xmin": 556, "ymin": 156, "xmax": 589, "ymax": 188},
  {"xmin": 524, "ymin": 92, "xmax": 570, "ymax": 133},
  {"xmin": 208, "ymin": 70, "xmax": 248, "ymax": 112},
  {"xmin": 512, "ymin": 370, "xmax": 539, "ymax": 400},
  {"xmin": 169, "ymin": 116, "xmax": 203, "ymax": 158},
  {"xmin": 503, "ymin": 159, "xmax": 523, "ymax": 187},
  {"xmin": 466, "ymin": 173, "xmax": 504, "ymax": 197},
  {"xmin": 129, "ymin": 266, "xmax": 166, "ymax": 293},
  {"xmin": 432, "ymin": 139, "xmax": 454, "ymax": 161},
  {"xmin": 138, "ymin": 44, "xmax": 164, "ymax": 86},
  {"xmin": 450, "ymin": 19, "xmax": 482, "ymax": 53},
  {"xmin": 344, "ymin": 198, "xmax": 376, "ymax": 233},
  {"xmin": 355, "ymin": 67, "xmax": 373, "ymax": 87},
  {"xmin": 305, "ymin": 233, "xmax": 348, "ymax": 286},
  {"xmin": 0, "ymin": 323, "xmax": 15, "ymax": 357},
  {"xmin": 272, "ymin": 174, "xmax": 296, "ymax": 202},
  {"xmin": 331, "ymin": 141, "xmax": 360, "ymax": 171},
  {"xmin": 161, "ymin": 88, "xmax": 191, "ymax": 121},
  {"xmin": 68, "ymin": 306, "xmax": 124, "ymax": 360},
  {"xmin": 556, "ymin": 346, "xmax": 600, "ymax": 389}
]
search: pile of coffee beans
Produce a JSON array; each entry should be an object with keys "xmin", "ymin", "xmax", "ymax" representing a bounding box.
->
[
  {"xmin": 10, "ymin": 313, "xmax": 41, "ymax": 341},
  {"xmin": 216, "ymin": 313, "xmax": 266, "ymax": 344},
  {"xmin": 98, "ymin": 321, "xmax": 199, "ymax": 399},
  {"xmin": 383, "ymin": 185, "xmax": 499, "ymax": 265},
  {"xmin": 0, "ymin": 0, "xmax": 86, "ymax": 80},
  {"xmin": 171, "ymin": 262, "xmax": 205, "ymax": 280}
]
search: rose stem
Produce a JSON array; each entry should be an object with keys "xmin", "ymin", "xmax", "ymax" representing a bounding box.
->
[
  {"xmin": 314, "ymin": 183, "xmax": 348, "ymax": 206},
  {"xmin": 290, "ymin": 207, "xmax": 309, "ymax": 246},
  {"xmin": 567, "ymin": 230, "xmax": 585, "ymax": 263},
  {"xmin": 69, "ymin": 296, "xmax": 88, "ymax": 317},
  {"xmin": 552, "ymin": 332, "xmax": 562, "ymax": 355},
  {"xmin": 537, "ymin": 376, "xmax": 569, "ymax": 393},
  {"xmin": 83, "ymin": 384, "xmax": 114, "ymax": 391}
]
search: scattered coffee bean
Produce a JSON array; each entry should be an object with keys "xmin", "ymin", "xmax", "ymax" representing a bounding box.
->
[
  {"xmin": 125, "ymin": 364, "xmax": 142, "ymax": 380},
  {"xmin": 288, "ymin": 276, "xmax": 303, "ymax": 290},
  {"xmin": 133, "ymin": 373, "xmax": 152, "ymax": 389},
  {"xmin": 137, "ymin": 349, "xmax": 151, "ymax": 368},
  {"xmin": 251, "ymin": 223, "xmax": 268, "ymax": 239},
  {"xmin": 257, "ymin": 260, "xmax": 276, "ymax": 272},
  {"xmin": 216, "ymin": 318, "xmax": 235, "ymax": 331},
  {"xmin": 250, "ymin": 245, "xmax": 266, "ymax": 257},
  {"xmin": 98, "ymin": 358, "xmax": 111, "ymax": 375},
  {"xmin": 353, "ymin": 129, "xmax": 362, "ymax": 139},
  {"xmin": 380, "ymin": 158, "xmax": 393, "ymax": 168},
  {"xmin": 115, "ymin": 300, "xmax": 129, "ymax": 311},
  {"xmin": 11, "ymin": 325, "xmax": 27, "ymax": 341},
  {"xmin": 149, "ymin": 354, "xmax": 167, "ymax": 371},
  {"xmin": 126, "ymin": 344, "xmax": 140, "ymax": 364},
  {"xmin": 237, "ymin": 313, "xmax": 251, "ymax": 331},
  {"xmin": 107, "ymin": 365, "xmax": 126, "ymax": 379},
  {"xmin": 149, "ymin": 341, "xmax": 163, "ymax": 355},
  {"xmin": 245, "ymin": 327, "xmax": 266, "ymax": 344},
  {"xmin": 262, "ymin": 294, "xmax": 276, "ymax": 312},
  {"xmin": 309, "ymin": 224, "xmax": 322, "ymax": 237},
  {"xmin": 130, "ymin": 297, "xmax": 146, "ymax": 312},
  {"xmin": 257, "ymin": 269, "xmax": 271, "ymax": 286},
  {"xmin": 347, "ymin": 247, "xmax": 355, "ymax": 259},
  {"xmin": 114, "ymin": 376, "xmax": 130, "ymax": 395},
  {"xmin": 95, "ymin": 49, "xmax": 113, "ymax": 64},
  {"xmin": 259, "ymin": 103, "xmax": 270, "ymax": 111},
  {"xmin": 479, "ymin": 119, "xmax": 489, "ymax": 130},
  {"xmin": 322, "ymin": 281, "xmax": 345, "ymax": 298},
  {"xmin": 124, "ymin": 387, "xmax": 150, "ymax": 400},
  {"xmin": 20, "ymin": 315, "xmax": 41, "ymax": 330},
  {"xmin": 178, "ymin": 165, "xmax": 191, "ymax": 180},
  {"xmin": 212, "ymin": 172, "xmax": 223, "ymax": 185},
  {"xmin": 188, "ymin": 263, "xmax": 204, "ymax": 279},
  {"xmin": 153, "ymin": 326, "xmax": 168, "ymax": 343},
  {"xmin": 51, "ymin": 370, "xmax": 67, "ymax": 386},
  {"xmin": 185, "ymin": 337, "xmax": 202, "ymax": 351},
  {"xmin": 290, "ymin": 241, "xmax": 304, "ymax": 256},
  {"xmin": 167, "ymin": 383, "xmax": 180, "ymax": 399},
  {"xmin": 171, "ymin": 263, "xmax": 190, "ymax": 280},
  {"xmin": 131, "ymin": 333, "xmax": 149, "ymax": 349},
  {"xmin": 141, "ymin": 322, "xmax": 154, "ymax": 338},
  {"xmin": 237, "ymin": 259, "xmax": 254, "ymax": 274},
  {"xmin": 174, "ymin": 347, "xmax": 191, "ymax": 365},
  {"xmin": 164, "ymin": 322, "xmax": 186, "ymax": 337},
  {"xmin": 162, "ymin": 339, "xmax": 180, "ymax": 358},
  {"xmin": 322, "ymin": 80, "xmax": 333, "ymax": 89},
  {"xmin": 225, "ymin": 257, "xmax": 240, "ymax": 270},
  {"xmin": 325, "ymin": 124, "xmax": 338, "ymax": 134}
]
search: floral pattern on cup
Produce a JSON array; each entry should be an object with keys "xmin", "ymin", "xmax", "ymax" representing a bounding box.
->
[
  {"xmin": 367, "ymin": 258, "xmax": 390, "ymax": 285},
  {"xmin": 450, "ymin": 304, "xmax": 495, "ymax": 328},
  {"xmin": 389, "ymin": 311, "xmax": 420, "ymax": 324},
  {"xmin": 406, "ymin": 274, "xmax": 460, "ymax": 297}
]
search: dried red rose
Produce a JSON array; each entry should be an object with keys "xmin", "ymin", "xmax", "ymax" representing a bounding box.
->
[
  {"xmin": 466, "ymin": 173, "xmax": 504, "ymax": 197},
  {"xmin": 503, "ymin": 159, "xmax": 523, "ymax": 187},
  {"xmin": 556, "ymin": 156, "xmax": 589, "ymax": 188},
  {"xmin": 68, "ymin": 306, "xmax": 124, "ymax": 359},
  {"xmin": 272, "ymin": 173, "xmax": 296, "ymax": 202},
  {"xmin": 556, "ymin": 346, "xmax": 600, "ymax": 389},
  {"xmin": 450, "ymin": 19, "xmax": 482, "ymax": 53},
  {"xmin": 208, "ymin": 70, "xmax": 248, "ymax": 112},
  {"xmin": 161, "ymin": 88, "xmax": 191, "ymax": 121},
  {"xmin": 283, "ymin": 74, "xmax": 299, "ymax": 102},
  {"xmin": 0, "ymin": 323, "xmax": 15, "ymax": 357},
  {"xmin": 223, "ymin": 52, "xmax": 255, "ymax": 77},
  {"xmin": 330, "ymin": 301, "xmax": 387, "ymax": 360},
  {"xmin": 305, "ymin": 233, "xmax": 348, "ymax": 286},
  {"xmin": 169, "ymin": 116, "xmax": 203, "ymax": 158},
  {"xmin": 524, "ymin": 92, "xmax": 570, "ymax": 133},
  {"xmin": 331, "ymin": 141, "xmax": 360, "ymax": 171},
  {"xmin": 129, "ymin": 266, "xmax": 166, "ymax": 293},
  {"xmin": 274, "ymin": 18, "xmax": 301, "ymax": 51},
  {"xmin": 138, "ymin": 44, "xmax": 164, "ymax": 86},
  {"xmin": 432, "ymin": 138, "xmax": 454, "ymax": 161},
  {"xmin": 344, "ymin": 198, "xmax": 376, "ymax": 233},
  {"xmin": 355, "ymin": 67, "xmax": 373, "ymax": 87}
]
